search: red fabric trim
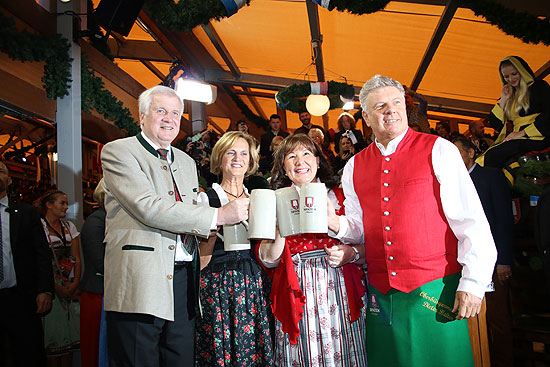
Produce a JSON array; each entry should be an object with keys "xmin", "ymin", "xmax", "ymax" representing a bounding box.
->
[{"xmin": 269, "ymin": 242, "xmax": 306, "ymax": 345}]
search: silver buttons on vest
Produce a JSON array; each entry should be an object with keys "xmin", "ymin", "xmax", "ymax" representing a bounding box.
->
[
  {"xmin": 383, "ymin": 197, "xmax": 389, "ymax": 202},
  {"xmin": 383, "ymin": 211, "xmax": 390, "ymax": 216},
  {"xmin": 383, "ymin": 169, "xmax": 389, "ymax": 174},
  {"xmin": 386, "ymin": 241, "xmax": 392, "ymax": 246},
  {"xmin": 388, "ymin": 256, "xmax": 394, "ymax": 261},
  {"xmin": 391, "ymin": 271, "xmax": 397, "ymax": 276},
  {"xmin": 384, "ymin": 226, "xmax": 391, "ymax": 231},
  {"xmin": 385, "ymin": 157, "xmax": 391, "ymax": 162},
  {"xmin": 383, "ymin": 183, "xmax": 389, "ymax": 187}
]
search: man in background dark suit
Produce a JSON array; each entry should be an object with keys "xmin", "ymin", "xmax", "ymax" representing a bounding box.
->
[
  {"xmin": 0, "ymin": 161, "xmax": 53, "ymax": 366},
  {"xmin": 454, "ymin": 138, "xmax": 515, "ymax": 367}
]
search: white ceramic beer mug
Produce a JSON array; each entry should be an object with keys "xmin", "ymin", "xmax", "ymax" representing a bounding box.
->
[
  {"xmin": 248, "ymin": 189, "xmax": 276, "ymax": 240},
  {"xmin": 275, "ymin": 187, "xmax": 301, "ymax": 237},
  {"xmin": 299, "ymin": 182, "xmax": 328, "ymax": 234},
  {"xmin": 222, "ymin": 222, "xmax": 250, "ymax": 251}
]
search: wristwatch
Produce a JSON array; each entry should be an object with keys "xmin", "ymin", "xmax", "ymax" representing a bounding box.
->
[{"xmin": 350, "ymin": 246, "xmax": 360, "ymax": 263}]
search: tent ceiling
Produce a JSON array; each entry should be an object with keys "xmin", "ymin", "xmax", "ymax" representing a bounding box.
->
[{"xmin": 107, "ymin": 0, "xmax": 549, "ymax": 130}]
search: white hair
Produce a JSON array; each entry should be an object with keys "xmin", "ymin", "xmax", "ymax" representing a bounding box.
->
[
  {"xmin": 138, "ymin": 85, "xmax": 183, "ymax": 116},
  {"xmin": 359, "ymin": 75, "xmax": 405, "ymax": 111}
]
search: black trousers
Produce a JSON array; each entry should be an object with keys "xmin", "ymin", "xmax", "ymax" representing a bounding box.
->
[
  {"xmin": 484, "ymin": 139, "xmax": 549, "ymax": 169},
  {"xmin": 0, "ymin": 287, "xmax": 47, "ymax": 367},
  {"xmin": 106, "ymin": 264, "xmax": 196, "ymax": 367}
]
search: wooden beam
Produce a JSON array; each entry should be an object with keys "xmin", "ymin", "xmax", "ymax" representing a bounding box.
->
[
  {"xmin": 306, "ymin": 0, "xmax": 325, "ymax": 82},
  {"xmin": 201, "ymin": 23, "xmax": 240, "ymax": 78},
  {"xmin": 535, "ymin": 60, "xmax": 550, "ymax": 80},
  {"xmin": 206, "ymin": 117, "xmax": 225, "ymax": 135},
  {"xmin": 0, "ymin": 69, "xmax": 56, "ymax": 121},
  {"xmin": 81, "ymin": 41, "xmax": 146, "ymax": 99},
  {"xmin": 82, "ymin": 112, "xmax": 125, "ymax": 144},
  {"xmin": 0, "ymin": 0, "xmax": 55, "ymax": 35},
  {"xmin": 235, "ymin": 90, "xmax": 275, "ymax": 99},
  {"xmin": 140, "ymin": 60, "xmax": 165, "ymax": 81},
  {"xmin": 277, "ymin": 106, "xmax": 288, "ymax": 132},
  {"xmin": 0, "ymin": 126, "xmax": 40, "ymax": 155},
  {"xmin": 106, "ymin": 39, "xmax": 171, "ymax": 62},
  {"xmin": 410, "ymin": 0, "xmax": 458, "ymax": 91}
]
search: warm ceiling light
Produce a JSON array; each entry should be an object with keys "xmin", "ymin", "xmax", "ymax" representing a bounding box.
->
[
  {"xmin": 174, "ymin": 78, "xmax": 217, "ymax": 105},
  {"xmin": 306, "ymin": 94, "xmax": 330, "ymax": 116},
  {"xmin": 60, "ymin": 0, "xmax": 72, "ymax": 2}
]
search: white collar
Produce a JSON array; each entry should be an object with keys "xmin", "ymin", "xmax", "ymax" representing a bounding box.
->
[
  {"xmin": 374, "ymin": 128, "xmax": 408, "ymax": 156},
  {"xmin": 141, "ymin": 132, "xmax": 172, "ymax": 161}
]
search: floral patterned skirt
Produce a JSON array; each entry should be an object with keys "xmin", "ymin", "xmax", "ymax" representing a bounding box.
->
[
  {"xmin": 196, "ymin": 254, "xmax": 274, "ymax": 366},
  {"xmin": 275, "ymin": 250, "xmax": 367, "ymax": 367}
]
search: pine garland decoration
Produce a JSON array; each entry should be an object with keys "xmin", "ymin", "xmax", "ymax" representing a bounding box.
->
[
  {"xmin": 0, "ymin": 13, "xmax": 72, "ymax": 99},
  {"xmin": 144, "ymin": 0, "xmax": 232, "ymax": 33},
  {"xmin": 0, "ymin": 13, "xmax": 139, "ymax": 136},
  {"xmin": 460, "ymin": 0, "xmax": 550, "ymax": 46},
  {"xmin": 276, "ymin": 81, "xmax": 355, "ymax": 113},
  {"xmin": 81, "ymin": 57, "xmax": 140, "ymax": 135},
  {"xmin": 327, "ymin": 0, "xmax": 389, "ymax": 14},
  {"xmin": 513, "ymin": 160, "xmax": 550, "ymax": 197}
]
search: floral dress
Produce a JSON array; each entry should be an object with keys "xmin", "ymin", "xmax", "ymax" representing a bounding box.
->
[
  {"xmin": 270, "ymin": 188, "xmax": 367, "ymax": 367},
  {"xmin": 195, "ymin": 184, "xmax": 274, "ymax": 366},
  {"xmin": 40, "ymin": 219, "xmax": 80, "ymax": 356}
]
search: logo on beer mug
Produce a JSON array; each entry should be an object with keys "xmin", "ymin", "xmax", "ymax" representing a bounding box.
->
[
  {"xmin": 291, "ymin": 199, "xmax": 299, "ymax": 210},
  {"xmin": 305, "ymin": 196, "xmax": 314, "ymax": 208}
]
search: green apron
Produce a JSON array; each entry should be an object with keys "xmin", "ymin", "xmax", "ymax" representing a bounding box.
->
[{"xmin": 366, "ymin": 272, "xmax": 473, "ymax": 367}]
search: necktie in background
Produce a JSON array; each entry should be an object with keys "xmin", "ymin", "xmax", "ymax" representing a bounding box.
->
[{"xmin": 158, "ymin": 149, "xmax": 196, "ymax": 254}]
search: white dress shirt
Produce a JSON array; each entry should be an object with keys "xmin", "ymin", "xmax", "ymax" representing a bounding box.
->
[
  {"xmin": 332, "ymin": 129, "xmax": 497, "ymax": 298},
  {"xmin": 141, "ymin": 132, "xmax": 195, "ymax": 261}
]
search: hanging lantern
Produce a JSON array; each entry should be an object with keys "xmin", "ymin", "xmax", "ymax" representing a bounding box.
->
[{"xmin": 306, "ymin": 94, "xmax": 330, "ymax": 116}]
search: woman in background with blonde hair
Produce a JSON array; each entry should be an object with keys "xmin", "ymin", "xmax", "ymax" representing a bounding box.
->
[
  {"xmin": 35, "ymin": 190, "xmax": 81, "ymax": 367},
  {"xmin": 479, "ymin": 56, "xmax": 550, "ymax": 182}
]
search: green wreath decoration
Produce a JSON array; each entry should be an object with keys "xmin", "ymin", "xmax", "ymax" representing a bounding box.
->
[
  {"xmin": 460, "ymin": 0, "xmax": 550, "ymax": 46},
  {"xmin": 144, "ymin": 0, "xmax": 248, "ymax": 33},
  {"xmin": 0, "ymin": 13, "xmax": 139, "ymax": 136},
  {"xmin": 144, "ymin": 0, "xmax": 549, "ymax": 46},
  {"xmin": 513, "ymin": 159, "xmax": 550, "ymax": 197},
  {"xmin": 275, "ymin": 81, "xmax": 355, "ymax": 113}
]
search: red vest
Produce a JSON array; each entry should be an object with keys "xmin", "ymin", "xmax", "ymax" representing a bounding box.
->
[{"xmin": 353, "ymin": 129, "xmax": 461, "ymax": 294}]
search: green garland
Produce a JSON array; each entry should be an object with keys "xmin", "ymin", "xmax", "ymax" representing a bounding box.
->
[
  {"xmin": 513, "ymin": 160, "xmax": 550, "ymax": 197},
  {"xmin": 144, "ymin": 0, "xmax": 549, "ymax": 46},
  {"xmin": 327, "ymin": 0, "xmax": 389, "ymax": 14},
  {"xmin": 275, "ymin": 81, "xmax": 355, "ymax": 113},
  {"xmin": 460, "ymin": 0, "xmax": 550, "ymax": 46},
  {"xmin": 144, "ymin": 0, "xmax": 230, "ymax": 33},
  {"xmin": 0, "ymin": 13, "xmax": 72, "ymax": 99},
  {"xmin": 81, "ymin": 57, "xmax": 140, "ymax": 135},
  {"xmin": 0, "ymin": 13, "xmax": 139, "ymax": 136}
]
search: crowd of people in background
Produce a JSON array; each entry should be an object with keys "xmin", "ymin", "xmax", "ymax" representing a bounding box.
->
[{"xmin": 1, "ymin": 55, "xmax": 549, "ymax": 367}]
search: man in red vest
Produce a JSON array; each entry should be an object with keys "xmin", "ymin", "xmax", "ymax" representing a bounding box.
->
[{"xmin": 327, "ymin": 75, "xmax": 497, "ymax": 366}]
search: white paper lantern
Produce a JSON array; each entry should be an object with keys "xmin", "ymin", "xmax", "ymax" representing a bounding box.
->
[{"xmin": 306, "ymin": 94, "xmax": 330, "ymax": 116}]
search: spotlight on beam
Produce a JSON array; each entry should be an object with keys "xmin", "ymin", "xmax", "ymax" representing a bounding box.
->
[{"xmin": 174, "ymin": 79, "xmax": 217, "ymax": 105}]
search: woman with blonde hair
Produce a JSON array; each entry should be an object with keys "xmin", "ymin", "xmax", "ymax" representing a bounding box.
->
[
  {"xmin": 479, "ymin": 56, "xmax": 550, "ymax": 182},
  {"xmin": 195, "ymin": 131, "xmax": 274, "ymax": 366},
  {"xmin": 35, "ymin": 189, "xmax": 81, "ymax": 367}
]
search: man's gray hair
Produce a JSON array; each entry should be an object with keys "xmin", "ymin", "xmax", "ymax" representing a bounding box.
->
[
  {"xmin": 359, "ymin": 75, "xmax": 405, "ymax": 111},
  {"xmin": 138, "ymin": 85, "xmax": 183, "ymax": 116}
]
